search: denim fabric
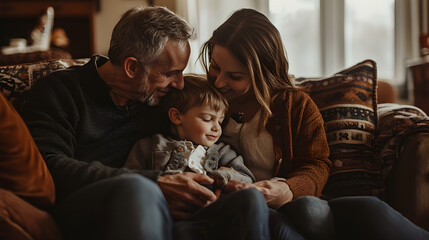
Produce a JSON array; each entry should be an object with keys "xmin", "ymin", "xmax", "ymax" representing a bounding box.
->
[
  {"xmin": 269, "ymin": 208, "xmax": 305, "ymax": 240},
  {"xmin": 174, "ymin": 188, "xmax": 270, "ymax": 240},
  {"xmin": 55, "ymin": 174, "xmax": 172, "ymax": 240},
  {"xmin": 329, "ymin": 196, "xmax": 429, "ymax": 240},
  {"xmin": 280, "ymin": 195, "xmax": 429, "ymax": 240},
  {"xmin": 279, "ymin": 196, "xmax": 334, "ymax": 240}
]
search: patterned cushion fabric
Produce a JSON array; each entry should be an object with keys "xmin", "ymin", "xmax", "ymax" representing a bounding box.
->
[
  {"xmin": 377, "ymin": 104, "xmax": 429, "ymax": 175},
  {"xmin": 0, "ymin": 58, "xmax": 89, "ymax": 109},
  {"xmin": 0, "ymin": 48, "xmax": 72, "ymax": 66},
  {"xmin": 295, "ymin": 59, "xmax": 382, "ymax": 198}
]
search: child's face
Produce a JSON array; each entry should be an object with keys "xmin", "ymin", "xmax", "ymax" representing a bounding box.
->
[{"xmin": 177, "ymin": 104, "xmax": 225, "ymax": 147}]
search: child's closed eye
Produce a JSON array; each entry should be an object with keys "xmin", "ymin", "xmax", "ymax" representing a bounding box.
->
[{"xmin": 201, "ymin": 117, "xmax": 212, "ymax": 122}]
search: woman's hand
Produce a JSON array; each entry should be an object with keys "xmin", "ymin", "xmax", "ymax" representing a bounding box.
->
[
  {"xmin": 252, "ymin": 180, "xmax": 293, "ymax": 209},
  {"xmin": 223, "ymin": 179, "xmax": 293, "ymax": 209},
  {"xmin": 223, "ymin": 180, "xmax": 253, "ymax": 193},
  {"xmin": 157, "ymin": 172, "xmax": 218, "ymax": 220}
]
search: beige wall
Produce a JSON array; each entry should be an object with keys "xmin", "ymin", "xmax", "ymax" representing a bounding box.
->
[
  {"xmin": 93, "ymin": 0, "xmax": 260, "ymax": 60},
  {"xmin": 94, "ymin": 0, "xmax": 176, "ymax": 55}
]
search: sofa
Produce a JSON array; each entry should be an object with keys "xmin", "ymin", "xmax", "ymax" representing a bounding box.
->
[{"xmin": 0, "ymin": 58, "xmax": 428, "ymax": 233}]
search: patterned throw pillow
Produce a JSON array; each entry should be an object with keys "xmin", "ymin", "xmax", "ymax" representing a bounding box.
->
[
  {"xmin": 0, "ymin": 58, "xmax": 89, "ymax": 109},
  {"xmin": 296, "ymin": 60, "xmax": 383, "ymax": 198}
]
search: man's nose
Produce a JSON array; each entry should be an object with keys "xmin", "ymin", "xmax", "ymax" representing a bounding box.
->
[{"xmin": 170, "ymin": 73, "xmax": 184, "ymax": 90}]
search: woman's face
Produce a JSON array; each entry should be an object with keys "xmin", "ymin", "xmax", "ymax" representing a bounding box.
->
[{"xmin": 208, "ymin": 45, "xmax": 251, "ymax": 101}]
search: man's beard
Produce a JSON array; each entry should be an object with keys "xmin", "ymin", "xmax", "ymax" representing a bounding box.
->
[
  {"xmin": 137, "ymin": 74, "xmax": 172, "ymax": 106},
  {"xmin": 139, "ymin": 87, "xmax": 171, "ymax": 106},
  {"xmin": 144, "ymin": 93, "xmax": 159, "ymax": 106}
]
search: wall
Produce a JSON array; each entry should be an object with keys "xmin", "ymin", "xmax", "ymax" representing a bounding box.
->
[
  {"xmin": 94, "ymin": 0, "xmax": 175, "ymax": 55},
  {"xmin": 93, "ymin": 0, "xmax": 262, "ymax": 62}
]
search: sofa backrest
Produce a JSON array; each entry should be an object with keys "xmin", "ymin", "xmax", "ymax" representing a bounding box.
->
[
  {"xmin": 0, "ymin": 58, "xmax": 89, "ymax": 109},
  {"xmin": 0, "ymin": 57, "xmax": 387, "ymax": 199}
]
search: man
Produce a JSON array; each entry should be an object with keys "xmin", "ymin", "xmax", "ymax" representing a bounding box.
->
[{"xmin": 20, "ymin": 6, "xmax": 269, "ymax": 240}]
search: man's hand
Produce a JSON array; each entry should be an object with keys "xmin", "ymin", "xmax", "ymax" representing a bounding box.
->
[{"xmin": 157, "ymin": 172, "xmax": 217, "ymax": 220}]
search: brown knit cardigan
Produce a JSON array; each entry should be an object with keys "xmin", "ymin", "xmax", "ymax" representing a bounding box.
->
[{"xmin": 266, "ymin": 88, "xmax": 332, "ymax": 199}]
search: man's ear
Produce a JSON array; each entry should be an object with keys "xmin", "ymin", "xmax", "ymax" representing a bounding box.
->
[
  {"xmin": 168, "ymin": 108, "xmax": 182, "ymax": 125},
  {"xmin": 123, "ymin": 57, "xmax": 139, "ymax": 78}
]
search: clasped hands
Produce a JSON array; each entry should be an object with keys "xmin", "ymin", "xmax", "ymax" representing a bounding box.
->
[{"xmin": 157, "ymin": 171, "xmax": 293, "ymax": 220}]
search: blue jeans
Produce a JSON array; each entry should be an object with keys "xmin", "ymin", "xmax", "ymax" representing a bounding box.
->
[
  {"xmin": 269, "ymin": 208, "xmax": 306, "ymax": 240},
  {"xmin": 174, "ymin": 188, "xmax": 270, "ymax": 240},
  {"xmin": 55, "ymin": 174, "xmax": 275, "ymax": 240},
  {"xmin": 279, "ymin": 195, "xmax": 429, "ymax": 240},
  {"xmin": 330, "ymin": 196, "xmax": 429, "ymax": 240},
  {"xmin": 55, "ymin": 174, "xmax": 172, "ymax": 240},
  {"xmin": 174, "ymin": 188, "xmax": 307, "ymax": 240},
  {"xmin": 278, "ymin": 196, "xmax": 335, "ymax": 240}
]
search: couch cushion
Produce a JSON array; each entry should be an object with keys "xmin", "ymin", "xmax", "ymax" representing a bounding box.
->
[
  {"xmin": 0, "ymin": 189, "xmax": 61, "ymax": 240},
  {"xmin": 0, "ymin": 58, "xmax": 89, "ymax": 109},
  {"xmin": 0, "ymin": 92, "xmax": 55, "ymax": 210},
  {"xmin": 296, "ymin": 60, "xmax": 382, "ymax": 198}
]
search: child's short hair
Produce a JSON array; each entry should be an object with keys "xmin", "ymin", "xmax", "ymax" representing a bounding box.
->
[{"xmin": 166, "ymin": 74, "xmax": 229, "ymax": 114}]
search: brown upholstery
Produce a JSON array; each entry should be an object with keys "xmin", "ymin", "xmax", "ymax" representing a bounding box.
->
[
  {"xmin": 0, "ymin": 92, "xmax": 55, "ymax": 210},
  {"xmin": 377, "ymin": 81, "xmax": 397, "ymax": 103},
  {"xmin": 385, "ymin": 133, "xmax": 429, "ymax": 231},
  {"xmin": 0, "ymin": 189, "xmax": 62, "ymax": 240}
]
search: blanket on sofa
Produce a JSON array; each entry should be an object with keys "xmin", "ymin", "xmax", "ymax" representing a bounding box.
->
[{"xmin": 377, "ymin": 103, "xmax": 429, "ymax": 176}]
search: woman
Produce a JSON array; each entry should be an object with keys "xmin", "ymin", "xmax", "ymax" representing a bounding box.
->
[{"xmin": 200, "ymin": 8, "xmax": 429, "ymax": 240}]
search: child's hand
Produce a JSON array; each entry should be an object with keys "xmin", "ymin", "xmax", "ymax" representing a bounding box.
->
[
  {"xmin": 218, "ymin": 166, "xmax": 238, "ymax": 173},
  {"xmin": 223, "ymin": 180, "xmax": 253, "ymax": 194},
  {"xmin": 214, "ymin": 189, "xmax": 222, "ymax": 198},
  {"xmin": 207, "ymin": 173, "xmax": 225, "ymax": 189}
]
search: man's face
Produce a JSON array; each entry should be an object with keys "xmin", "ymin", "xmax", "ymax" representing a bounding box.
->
[{"xmin": 138, "ymin": 40, "xmax": 190, "ymax": 106}]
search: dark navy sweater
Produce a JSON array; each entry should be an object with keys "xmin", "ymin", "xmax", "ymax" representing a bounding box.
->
[{"xmin": 20, "ymin": 55, "xmax": 163, "ymax": 201}]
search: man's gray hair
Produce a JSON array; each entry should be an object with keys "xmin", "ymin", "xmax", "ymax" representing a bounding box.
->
[{"xmin": 108, "ymin": 6, "xmax": 193, "ymax": 68}]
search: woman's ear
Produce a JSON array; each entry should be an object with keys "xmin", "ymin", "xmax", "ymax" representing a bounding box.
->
[
  {"xmin": 168, "ymin": 108, "xmax": 182, "ymax": 125},
  {"xmin": 123, "ymin": 57, "xmax": 139, "ymax": 78}
]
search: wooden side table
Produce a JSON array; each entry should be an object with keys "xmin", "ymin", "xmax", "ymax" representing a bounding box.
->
[{"xmin": 406, "ymin": 56, "xmax": 429, "ymax": 115}]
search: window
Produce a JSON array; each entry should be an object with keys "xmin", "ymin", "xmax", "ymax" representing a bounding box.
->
[
  {"xmin": 344, "ymin": 0, "xmax": 395, "ymax": 79},
  {"xmin": 269, "ymin": 0, "xmax": 321, "ymax": 77},
  {"xmin": 269, "ymin": 0, "xmax": 395, "ymax": 80},
  {"xmin": 181, "ymin": 0, "xmax": 404, "ymax": 84}
]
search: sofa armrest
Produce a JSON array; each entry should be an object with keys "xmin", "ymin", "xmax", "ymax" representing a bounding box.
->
[
  {"xmin": 376, "ymin": 103, "xmax": 429, "ymax": 231},
  {"xmin": 384, "ymin": 133, "xmax": 429, "ymax": 231},
  {"xmin": 376, "ymin": 103, "xmax": 429, "ymax": 171}
]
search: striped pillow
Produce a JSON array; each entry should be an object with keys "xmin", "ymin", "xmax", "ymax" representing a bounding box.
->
[{"xmin": 296, "ymin": 60, "xmax": 383, "ymax": 198}]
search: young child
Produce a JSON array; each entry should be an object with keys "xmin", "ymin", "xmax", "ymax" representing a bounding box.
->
[{"xmin": 124, "ymin": 74, "xmax": 254, "ymax": 191}]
